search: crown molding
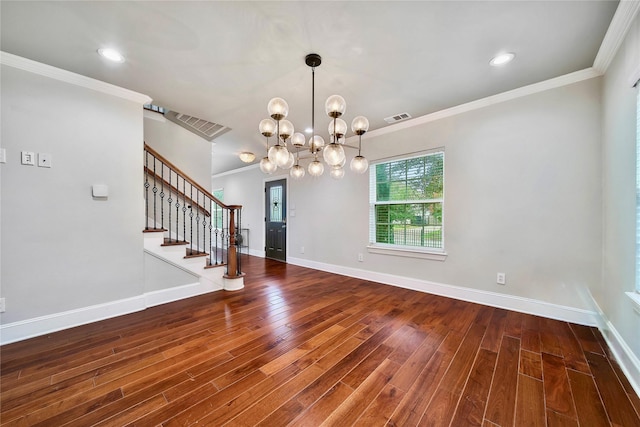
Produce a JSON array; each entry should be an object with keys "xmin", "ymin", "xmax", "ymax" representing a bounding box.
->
[
  {"xmin": 0, "ymin": 51, "xmax": 152, "ymax": 105},
  {"xmin": 362, "ymin": 67, "xmax": 600, "ymax": 140},
  {"xmin": 211, "ymin": 162, "xmax": 261, "ymax": 179},
  {"xmin": 593, "ymin": 0, "xmax": 640, "ymax": 75}
]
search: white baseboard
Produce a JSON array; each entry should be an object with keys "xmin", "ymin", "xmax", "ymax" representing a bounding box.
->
[
  {"xmin": 0, "ymin": 281, "xmax": 221, "ymax": 345},
  {"xmin": 248, "ymin": 248, "xmax": 265, "ymax": 258},
  {"xmin": 287, "ymin": 257, "xmax": 598, "ymax": 326},
  {"xmin": 590, "ymin": 298, "xmax": 640, "ymax": 398}
]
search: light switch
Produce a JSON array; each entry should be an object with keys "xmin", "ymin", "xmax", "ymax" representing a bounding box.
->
[
  {"xmin": 21, "ymin": 151, "xmax": 35, "ymax": 166},
  {"xmin": 92, "ymin": 184, "xmax": 109, "ymax": 198},
  {"xmin": 38, "ymin": 153, "xmax": 52, "ymax": 168},
  {"xmin": 0, "ymin": 148, "xmax": 6, "ymax": 164}
]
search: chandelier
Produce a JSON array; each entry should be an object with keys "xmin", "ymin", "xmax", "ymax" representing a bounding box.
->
[{"xmin": 258, "ymin": 53, "xmax": 369, "ymax": 180}]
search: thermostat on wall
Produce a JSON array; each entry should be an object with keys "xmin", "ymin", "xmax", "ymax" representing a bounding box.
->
[{"xmin": 92, "ymin": 184, "xmax": 109, "ymax": 198}]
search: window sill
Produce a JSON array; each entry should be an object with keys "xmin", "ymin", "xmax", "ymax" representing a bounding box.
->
[
  {"xmin": 625, "ymin": 292, "xmax": 640, "ymax": 314},
  {"xmin": 367, "ymin": 245, "xmax": 447, "ymax": 261}
]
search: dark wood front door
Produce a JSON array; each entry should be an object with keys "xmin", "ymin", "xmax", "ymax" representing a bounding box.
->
[{"xmin": 265, "ymin": 179, "xmax": 286, "ymax": 261}]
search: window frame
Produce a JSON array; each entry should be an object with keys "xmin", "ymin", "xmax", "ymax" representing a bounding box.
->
[
  {"xmin": 367, "ymin": 149, "xmax": 447, "ymax": 261},
  {"xmin": 628, "ymin": 76, "xmax": 640, "ymax": 309}
]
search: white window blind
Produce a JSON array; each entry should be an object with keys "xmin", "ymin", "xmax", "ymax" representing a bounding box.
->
[
  {"xmin": 636, "ymin": 85, "xmax": 640, "ymax": 291},
  {"xmin": 369, "ymin": 151, "xmax": 444, "ymax": 250}
]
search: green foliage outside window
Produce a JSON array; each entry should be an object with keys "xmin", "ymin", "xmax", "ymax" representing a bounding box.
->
[{"xmin": 372, "ymin": 153, "xmax": 444, "ymax": 248}]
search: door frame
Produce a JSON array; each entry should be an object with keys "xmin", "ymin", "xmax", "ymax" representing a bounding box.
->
[{"xmin": 263, "ymin": 175, "xmax": 289, "ymax": 261}]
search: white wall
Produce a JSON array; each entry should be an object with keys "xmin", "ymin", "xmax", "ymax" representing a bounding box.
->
[
  {"xmin": 211, "ymin": 165, "xmax": 272, "ymax": 255},
  {"xmin": 144, "ymin": 252, "xmax": 199, "ymax": 292},
  {"xmin": 600, "ymin": 12, "xmax": 640, "ymax": 361},
  {"xmin": 0, "ymin": 62, "xmax": 146, "ymax": 324},
  {"xmin": 216, "ymin": 77, "xmax": 603, "ymax": 313},
  {"xmin": 144, "ymin": 112, "xmax": 213, "ymax": 189}
]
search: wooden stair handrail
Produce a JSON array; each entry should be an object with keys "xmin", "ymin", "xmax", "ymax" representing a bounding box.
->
[
  {"xmin": 144, "ymin": 143, "xmax": 232, "ymax": 211},
  {"xmin": 144, "ymin": 167, "xmax": 211, "ymax": 217}
]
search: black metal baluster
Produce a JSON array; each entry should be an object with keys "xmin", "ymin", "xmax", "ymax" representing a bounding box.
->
[
  {"xmin": 160, "ymin": 161, "xmax": 165, "ymax": 231},
  {"xmin": 189, "ymin": 184, "xmax": 194, "ymax": 254},
  {"xmin": 182, "ymin": 178, "xmax": 187, "ymax": 242},
  {"xmin": 152, "ymin": 157, "xmax": 158, "ymax": 229},
  {"xmin": 223, "ymin": 208, "xmax": 228, "ymax": 266},
  {"xmin": 202, "ymin": 192, "xmax": 207, "ymax": 259},
  {"xmin": 208, "ymin": 198, "xmax": 213, "ymax": 265},
  {"xmin": 175, "ymin": 175, "xmax": 181, "ymax": 242},
  {"xmin": 144, "ymin": 151, "xmax": 149, "ymax": 230},
  {"xmin": 167, "ymin": 168, "xmax": 173, "ymax": 242},
  {"xmin": 237, "ymin": 208, "xmax": 242, "ymax": 274},
  {"xmin": 195, "ymin": 189, "xmax": 200, "ymax": 254}
]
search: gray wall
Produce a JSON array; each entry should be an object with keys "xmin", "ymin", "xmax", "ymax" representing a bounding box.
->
[
  {"xmin": 211, "ymin": 165, "xmax": 272, "ymax": 255},
  {"xmin": 144, "ymin": 113, "xmax": 213, "ymax": 190},
  {"xmin": 600, "ymin": 13, "xmax": 640, "ymax": 358},
  {"xmin": 1, "ymin": 64, "xmax": 145, "ymax": 323},
  {"xmin": 215, "ymin": 77, "xmax": 603, "ymax": 311}
]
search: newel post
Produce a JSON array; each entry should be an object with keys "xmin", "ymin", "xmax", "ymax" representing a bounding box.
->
[{"xmin": 224, "ymin": 205, "xmax": 242, "ymax": 279}]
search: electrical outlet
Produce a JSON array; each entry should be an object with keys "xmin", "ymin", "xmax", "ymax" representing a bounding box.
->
[
  {"xmin": 358, "ymin": 253, "xmax": 364, "ymax": 262},
  {"xmin": 497, "ymin": 272, "xmax": 506, "ymax": 285},
  {"xmin": 38, "ymin": 153, "xmax": 52, "ymax": 168},
  {"xmin": 0, "ymin": 298, "xmax": 5, "ymax": 313}
]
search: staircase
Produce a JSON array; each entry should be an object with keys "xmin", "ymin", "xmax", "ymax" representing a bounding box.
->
[{"xmin": 143, "ymin": 143, "xmax": 244, "ymax": 291}]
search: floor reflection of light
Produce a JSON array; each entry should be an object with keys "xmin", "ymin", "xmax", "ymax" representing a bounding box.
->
[
  {"xmin": 224, "ymin": 303, "xmax": 232, "ymax": 328},
  {"xmin": 266, "ymin": 284, "xmax": 288, "ymax": 322}
]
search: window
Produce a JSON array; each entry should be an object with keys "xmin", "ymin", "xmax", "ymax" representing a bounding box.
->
[
  {"xmin": 369, "ymin": 150, "xmax": 444, "ymax": 255},
  {"xmin": 636, "ymin": 85, "xmax": 640, "ymax": 292},
  {"xmin": 212, "ymin": 188, "xmax": 224, "ymax": 229}
]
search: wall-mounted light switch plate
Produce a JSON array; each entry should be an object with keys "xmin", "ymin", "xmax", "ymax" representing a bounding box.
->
[
  {"xmin": 0, "ymin": 148, "xmax": 6, "ymax": 164},
  {"xmin": 21, "ymin": 151, "xmax": 35, "ymax": 165},
  {"xmin": 38, "ymin": 153, "xmax": 52, "ymax": 168},
  {"xmin": 497, "ymin": 272, "xmax": 506, "ymax": 285}
]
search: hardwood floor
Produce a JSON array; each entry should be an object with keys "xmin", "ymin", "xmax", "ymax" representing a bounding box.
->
[{"xmin": 2, "ymin": 256, "xmax": 640, "ymax": 426}]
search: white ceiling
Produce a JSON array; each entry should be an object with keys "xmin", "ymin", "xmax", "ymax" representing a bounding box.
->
[{"xmin": 0, "ymin": 1, "xmax": 619, "ymax": 174}]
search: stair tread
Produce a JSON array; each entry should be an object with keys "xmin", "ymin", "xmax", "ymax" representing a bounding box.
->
[
  {"xmin": 184, "ymin": 249, "xmax": 208, "ymax": 258},
  {"xmin": 204, "ymin": 263, "xmax": 226, "ymax": 269},
  {"xmin": 162, "ymin": 238, "xmax": 189, "ymax": 246},
  {"xmin": 143, "ymin": 228, "xmax": 167, "ymax": 233}
]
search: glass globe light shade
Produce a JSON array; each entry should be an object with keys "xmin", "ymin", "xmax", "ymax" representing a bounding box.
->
[
  {"xmin": 308, "ymin": 159, "xmax": 325, "ymax": 177},
  {"xmin": 267, "ymin": 97, "xmax": 289, "ymax": 120},
  {"xmin": 330, "ymin": 166, "xmax": 345, "ymax": 180},
  {"xmin": 259, "ymin": 119, "xmax": 276, "ymax": 137},
  {"xmin": 351, "ymin": 116, "xmax": 369, "ymax": 135},
  {"xmin": 350, "ymin": 155, "xmax": 369, "ymax": 174},
  {"xmin": 290, "ymin": 164, "xmax": 305, "ymax": 180},
  {"xmin": 336, "ymin": 135, "xmax": 346, "ymax": 145},
  {"xmin": 325, "ymin": 95, "xmax": 346, "ymax": 118},
  {"xmin": 260, "ymin": 157, "xmax": 277, "ymax": 174},
  {"xmin": 338, "ymin": 156, "xmax": 346, "ymax": 167},
  {"xmin": 309, "ymin": 135, "xmax": 325, "ymax": 152},
  {"xmin": 283, "ymin": 152, "xmax": 295, "ymax": 169},
  {"xmin": 278, "ymin": 119, "xmax": 294, "ymax": 141},
  {"xmin": 268, "ymin": 144, "xmax": 290, "ymax": 168},
  {"xmin": 291, "ymin": 132, "xmax": 306, "ymax": 147},
  {"xmin": 323, "ymin": 143, "xmax": 346, "ymax": 166},
  {"xmin": 328, "ymin": 118, "xmax": 348, "ymax": 138}
]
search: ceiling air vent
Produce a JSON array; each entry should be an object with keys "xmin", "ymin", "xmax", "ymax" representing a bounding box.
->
[
  {"xmin": 165, "ymin": 111, "xmax": 231, "ymax": 142},
  {"xmin": 384, "ymin": 112, "xmax": 412, "ymax": 124}
]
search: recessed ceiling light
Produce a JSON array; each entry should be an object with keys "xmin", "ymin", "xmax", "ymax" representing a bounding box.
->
[
  {"xmin": 489, "ymin": 52, "xmax": 515, "ymax": 66},
  {"xmin": 97, "ymin": 48, "xmax": 125, "ymax": 63}
]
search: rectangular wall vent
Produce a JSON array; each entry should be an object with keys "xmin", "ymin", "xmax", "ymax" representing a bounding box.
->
[
  {"xmin": 384, "ymin": 112, "xmax": 412, "ymax": 124},
  {"xmin": 165, "ymin": 111, "xmax": 231, "ymax": 141}
]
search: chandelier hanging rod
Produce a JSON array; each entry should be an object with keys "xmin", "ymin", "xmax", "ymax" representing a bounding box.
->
[{"xmin": 258, "ymin": 53, "xmax": 370, "ymax": 180}]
